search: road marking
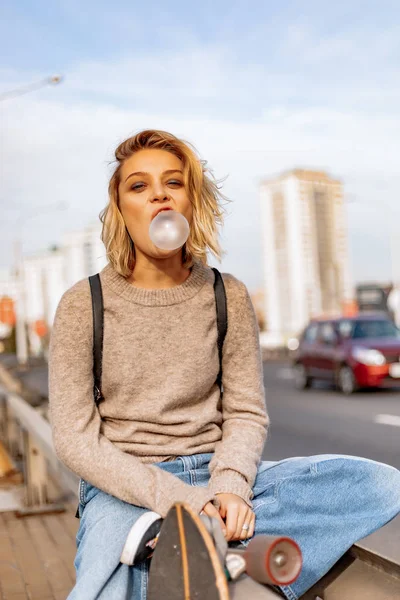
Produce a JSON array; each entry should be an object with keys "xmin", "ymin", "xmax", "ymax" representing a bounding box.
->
[{"xmin": 374, "ymin": 414, "xmax": 400, "ymax": 427}]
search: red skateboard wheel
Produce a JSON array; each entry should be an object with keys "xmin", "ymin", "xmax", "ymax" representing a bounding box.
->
[{"xmin": 244, "ymin": 535, "xmax": 302, "ymax": 585}]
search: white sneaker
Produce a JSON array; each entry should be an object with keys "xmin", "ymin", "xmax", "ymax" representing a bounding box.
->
[{"xmin": 120, "ymin": 511, "xmax": 163, "ymax": 565}]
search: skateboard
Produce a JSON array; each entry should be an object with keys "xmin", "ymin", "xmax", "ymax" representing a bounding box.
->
[{"xmin": 148, "ymin": 502, "xmax": 302, "ymax": 599}]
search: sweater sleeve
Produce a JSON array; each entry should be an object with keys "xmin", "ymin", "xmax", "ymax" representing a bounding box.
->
[
  {"xmin": 207, "ymin": 275, "xmax": 269, "ymax": 506},
  {"xmin": 48, "ymin": 281, "xmax": 215, "ymax": 518}
]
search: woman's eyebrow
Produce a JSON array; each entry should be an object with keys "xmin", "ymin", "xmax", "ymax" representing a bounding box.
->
[{"xmin": 125, "ymin": 169, "xmax": 183, "ymax": 183}]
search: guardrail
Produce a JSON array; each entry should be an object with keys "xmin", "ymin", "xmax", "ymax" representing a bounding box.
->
[
  {"xmin": 0, "ymin": 383, "xmax": 399, "ymax": 597},
  {"xmin": 0, "ymin": 384, "xmax": 78, "ymax": 516}
]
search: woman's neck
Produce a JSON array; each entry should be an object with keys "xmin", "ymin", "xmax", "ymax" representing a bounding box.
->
[{"xmin": 128, "ymin": 255, "xmax": 192, "ymax": 290}]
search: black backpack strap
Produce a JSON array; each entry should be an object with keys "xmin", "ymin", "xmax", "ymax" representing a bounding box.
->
[
  {"xmin": 212, "ymin": 268, "xmax": 227, "ymax": 391},
  {"xmin": 89, "ymin": 274, "xmax": 104, "ymax": 405},
  {"xmin": 75, "ymin": 273, "xmax": 104, "ymax": 519}
]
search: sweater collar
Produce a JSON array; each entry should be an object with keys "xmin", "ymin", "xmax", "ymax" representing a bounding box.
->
[{"xmin": 100, "ymin": 259, "xmax": 211, "ymax": 306}]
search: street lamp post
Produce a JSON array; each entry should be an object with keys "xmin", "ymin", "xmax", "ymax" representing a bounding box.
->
[
  {"xmin": 0, "ymin": 75, "xmax": 63, "ymax": 102},
  {"xmin": 14, "ymin": 239, "xmax": 28, "ymax": 365},
  {"xmin": 1, "ymin": 74, "xmax": 64, "ymax": 364}
]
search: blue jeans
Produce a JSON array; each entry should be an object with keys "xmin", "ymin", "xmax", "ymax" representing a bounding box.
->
[{"xmin": 69, "ymin": 454, "xmax": 400, "ymax": 600}]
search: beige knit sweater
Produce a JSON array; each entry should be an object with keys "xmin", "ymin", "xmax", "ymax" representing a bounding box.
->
[{"xmin": 49, "ymin": 259, "xmax": 269, "ymax": 517}]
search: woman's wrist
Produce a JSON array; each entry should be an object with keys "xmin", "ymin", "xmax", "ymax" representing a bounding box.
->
[{"xmin": 208, "ymin": 473, "xmax": 254, "ymax": 508}]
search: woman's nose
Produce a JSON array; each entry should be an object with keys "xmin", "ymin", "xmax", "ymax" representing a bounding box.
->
[{"xmin": 151, "ymin": 184, "xmax": 170, "ymax": 202}]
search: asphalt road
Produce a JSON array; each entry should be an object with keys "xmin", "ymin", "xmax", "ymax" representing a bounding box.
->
[
  {"xmin": 261, "ymin": 361, "xmax": 400, "ymax": 470},
  {"xmin": 3, "ymin": 353, "xmax": 399, "ymax": 470}
]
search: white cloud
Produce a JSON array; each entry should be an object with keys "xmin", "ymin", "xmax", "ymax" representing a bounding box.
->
[{"xmin": 1, "ymin": 34, "xmax": 400, "ymax": 291}]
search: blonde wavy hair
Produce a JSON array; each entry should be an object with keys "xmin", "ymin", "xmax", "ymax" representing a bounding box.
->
[{"xmin": 100, "ymin": 129, "xmax": 230, "ymax": 277}]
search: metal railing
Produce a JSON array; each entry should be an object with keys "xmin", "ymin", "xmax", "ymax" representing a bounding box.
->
[{"xmin": 0, "ymin": 384, "xmax": 78, "ymax": 515}]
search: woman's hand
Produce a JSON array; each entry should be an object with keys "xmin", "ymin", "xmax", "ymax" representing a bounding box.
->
[
  {"xmin": 215, "ymin": 493, "xmax": 256, "ymax": 541},
  {"xmin": 201, "ymin": 501, "xmax": 227, "ymax": 537}
]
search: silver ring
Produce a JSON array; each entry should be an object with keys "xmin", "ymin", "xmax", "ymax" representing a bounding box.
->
[{"xmin": 241, "ymin": 524, "xmax": 250, "ymax": 531}]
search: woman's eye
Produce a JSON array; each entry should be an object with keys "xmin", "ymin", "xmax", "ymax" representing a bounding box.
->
[{"xmin": 131, "ymin": 180, "xmax": 182, "ymax": 191}]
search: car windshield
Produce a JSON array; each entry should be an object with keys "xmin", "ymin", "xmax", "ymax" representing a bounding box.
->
[{"xmin": 352, "ymin": 320, "xmax": 400, "ymax": 339}]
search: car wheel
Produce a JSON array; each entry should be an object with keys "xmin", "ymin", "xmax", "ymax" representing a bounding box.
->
[
  {"xmin": 337, "ymin": 365, "xmax": 358, "ymax": 395},
  {"xmin": 294, "ymin": 363, "xmax": 312, "ymax": 390}
]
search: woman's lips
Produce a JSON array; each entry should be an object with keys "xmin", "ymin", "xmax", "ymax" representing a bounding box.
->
[{"xmin": 151, "ymin": 206, "xmax": 173, "ymax": 220}]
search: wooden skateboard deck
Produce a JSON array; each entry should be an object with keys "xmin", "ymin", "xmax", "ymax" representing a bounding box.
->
[
  {"xmin": 148, "ymin": 503, "xmax": 301, "ymax": 599},
  {"xmin": 148, "ymin": 502, "xmax": 229, "ymax": 600}
]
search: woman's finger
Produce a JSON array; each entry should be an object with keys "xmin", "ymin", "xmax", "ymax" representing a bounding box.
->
[
  {"xmin": 225, "ymin": 505, "xmax": 239, "ymax": 541},
  {"xmin": 235, "ymin": 506, "xmax": 253, "ymax": 540},
  {"xmin": 219, "ymin": 503, "xmax": 227, "ymax": 520},
  {"xmin": 233, "ymin": 505, "xmax": 248, "ymax": 540},
  {"xmin": 247, "ymin": 511, "xmax": 256, "ymax": 539},
  {"xmin": 240, "ymin": 510, "xmax": 256, "ymax": 541},
  {"xmin": 201, "ymin": 502, "xmax": 226, "ymax": 535}
]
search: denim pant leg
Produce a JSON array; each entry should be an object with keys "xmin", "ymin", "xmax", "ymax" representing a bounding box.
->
[
  {"xmin": 68, "ymin": 480, "xmax": 150, "ymax": 600},
  {"xmin": 69, "ymin": 456, "xmax": 199, "ymax": 600},
  {"xmin": 251, "ymin": 455, "xmax": 400, "ymax": 600}
]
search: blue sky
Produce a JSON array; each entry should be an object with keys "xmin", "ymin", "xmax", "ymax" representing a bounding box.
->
[{"xmin": 1, "ymin": 1, "xmax": 400, "ymax": 290}]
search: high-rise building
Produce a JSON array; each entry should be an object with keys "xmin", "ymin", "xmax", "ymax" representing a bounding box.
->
[
  {"xmin": 260, "ymin": 169, "xmax": 352, "ymax": 345},
  {"xmin": 62, "ymin": 222, "xmax": 107, "ymax": 288},
  {"xmin": 0, "ymin": 268, "xmax": 17, "ymax": 301},
  {"xmin": 21, "ymin": 222, "xmax": 107, "ymax": 332},
  {"xmin": 0, "ymin": 223, "xmax": 108, "ymax": 358}
]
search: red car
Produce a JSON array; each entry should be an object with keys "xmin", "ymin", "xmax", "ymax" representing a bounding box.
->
[{"xmin": 293, "ymin": 314, "xmax": 400, "ymax": 394}]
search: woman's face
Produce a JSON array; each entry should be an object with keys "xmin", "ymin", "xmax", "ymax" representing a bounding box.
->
[{"xmin": 118, "ymin": 149, "xmax": 193, "ymax": 259}]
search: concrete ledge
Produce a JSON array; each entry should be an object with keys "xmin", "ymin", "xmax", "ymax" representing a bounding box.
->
[{"xmin": 354, "ymin": 514, "xmax": 400, "ymax": 576}]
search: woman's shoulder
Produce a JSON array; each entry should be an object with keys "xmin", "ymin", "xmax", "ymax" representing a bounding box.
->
[
  {"xmin": 219, "ymin": 270, "xmax": 249, "ymax": 297},
  {"xmin": 55, "ymin": 277, "xmax": 91, "ymax": 321},
  {"xmin": 216, "ymin": 271, "xmax": 258, "ymax": 330},
  {"xmin": 215, "ymin": 270, "xmax": 253, "ymax": 316}
]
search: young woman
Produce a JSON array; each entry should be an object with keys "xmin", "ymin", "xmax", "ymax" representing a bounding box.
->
[{"xmin": 49, "ymin": 129, "xmax": 400, "ymax": 600}]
